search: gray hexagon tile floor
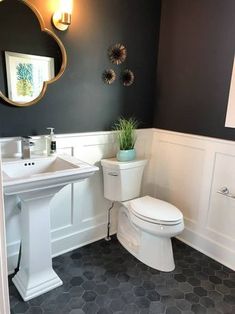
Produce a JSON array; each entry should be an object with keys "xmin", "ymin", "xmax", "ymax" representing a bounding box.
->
[{"xmin": 9, "ymin": 237, "xmax": 235, "ymax": 314}]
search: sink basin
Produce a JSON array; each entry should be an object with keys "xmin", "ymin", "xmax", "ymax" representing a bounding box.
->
[
  {"xmin": 2, "ymin": 155, "xmax": 99, "ymax": 301},
  {"xmin": 2, "ymin": 154, "xmax": 98, "ymax": 195}
]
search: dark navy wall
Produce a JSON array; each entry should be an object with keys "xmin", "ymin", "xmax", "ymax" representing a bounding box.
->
[
  {"xmin": 0, "ymin": 0, "xmax": 161, "ymax": 137},
  {"xmin": 154, "ymin": 0, "xmax": 235, "ymax": 140}
]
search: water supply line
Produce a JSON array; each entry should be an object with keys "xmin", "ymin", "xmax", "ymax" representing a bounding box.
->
[
  {"xmin": 15, "ymin": 201, "xmax": 22, "ymax": 274},
  {"xmin": 105, "ymin": 201, "xmax": 115, "ymax": 241}
]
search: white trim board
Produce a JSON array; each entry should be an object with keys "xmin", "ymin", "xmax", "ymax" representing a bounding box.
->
[{"xmin": 0, "ymin": 151, "xmax": 10, "ymax": 314}]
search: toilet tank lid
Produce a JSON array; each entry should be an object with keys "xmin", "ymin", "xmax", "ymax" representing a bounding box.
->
[
  {"xmin": 101, "ymin": 158, "xmax": 147, "ymax": 170},
  {"xmin": 130, "ymin": 196, "xmax": 183, "ymax": 222}
]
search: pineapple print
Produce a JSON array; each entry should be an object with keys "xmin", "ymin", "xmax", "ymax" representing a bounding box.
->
[{"xmin": 16, "ymin": 63, "xmax": 33, "ymax": 97}]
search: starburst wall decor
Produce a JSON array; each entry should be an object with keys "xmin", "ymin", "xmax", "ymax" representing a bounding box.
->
[
  {"xmin": 108, "ymin": 43, "xmax": 127, "ymax": 65},
  {"xmin": 121, "ymin": 69, "xmax": 134, "ymax": 86},
  {"xmin": 102, "ymin": 43, "xmax": 135, "ymax": 87},
  {"xmin": 102, "ymin": 69, "xmax": 116, "ymax": 85}
]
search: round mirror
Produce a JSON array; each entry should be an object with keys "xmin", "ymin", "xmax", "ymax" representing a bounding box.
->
[{"xmin": 0, "ymin": 0, "xmax": 67, "ymax": 107}]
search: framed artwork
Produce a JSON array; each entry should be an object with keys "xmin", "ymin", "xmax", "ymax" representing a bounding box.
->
[{"xmin": 5, "ymin": 51, "xmax": 54, "ymax": 103}]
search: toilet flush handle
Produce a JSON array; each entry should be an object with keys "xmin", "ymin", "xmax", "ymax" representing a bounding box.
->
[{"xmin": 108, "ymin": 172, "xmax": 119, "ymax": 177}]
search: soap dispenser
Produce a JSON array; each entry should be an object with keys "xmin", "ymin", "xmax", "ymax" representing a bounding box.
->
[{"xmin": 47, "ymin": 127, "xmax": 56, "ymax": 155}]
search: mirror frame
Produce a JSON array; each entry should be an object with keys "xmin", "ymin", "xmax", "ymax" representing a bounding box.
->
[{"xmin": 0, "ymin": 0, "xmax": 67, "ymax": 107}]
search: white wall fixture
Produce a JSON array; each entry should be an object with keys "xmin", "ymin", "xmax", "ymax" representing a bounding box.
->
[
  {"xmin": 2, "ymin": 155, "xmax": 98, "ymax": 301},
  {"xmin": 0, "ymin": 150, "xmax": 10, "ymax": 314}
]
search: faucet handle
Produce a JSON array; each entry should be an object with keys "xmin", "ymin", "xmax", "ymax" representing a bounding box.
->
[
  {"xmin": 21, "ymin": 136, "xmax": 35, "ymax": 144},
  {"xmin": 21, "ymin": 136, "xmax": 32, "ymax": 142},
  {"xmin": 21, "ymin": 136, "xmax": 35, "ymax": 159}
]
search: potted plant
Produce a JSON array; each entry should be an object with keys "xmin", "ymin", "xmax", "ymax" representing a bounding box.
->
[{"xmin": 113, "ymin": 117, "xmax": 138, "ymax": 161}]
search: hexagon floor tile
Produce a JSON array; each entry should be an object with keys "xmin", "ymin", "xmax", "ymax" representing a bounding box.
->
[{"xmin": 9, "ymin": 237, "xmax": 235, "ymax": 313}]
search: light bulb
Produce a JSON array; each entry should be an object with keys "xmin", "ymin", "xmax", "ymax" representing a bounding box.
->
[
  {"xmin": 52, "ymin": 0, "xmax": 73, "ymax": 31},
  {"xmin": 59, "ymin": 0, "xmax": 73, "ymax": 15}
]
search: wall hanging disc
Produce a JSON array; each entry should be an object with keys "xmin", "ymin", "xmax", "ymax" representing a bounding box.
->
[
  {"xmin": 102, "ymin": 69, "xmax": 116, "ymax": 85},
  {"xmin": 121, "ymin": 69, "xmax": 134, "ymax": 86},
  {"xmin": 108, "ymin": 43, "xmax": 127, "ymax": 65}
]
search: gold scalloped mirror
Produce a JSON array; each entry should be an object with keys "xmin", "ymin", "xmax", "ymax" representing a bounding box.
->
[{"xmin": 0, "ymin": 0, "xmax": 67, "ymax": 107}]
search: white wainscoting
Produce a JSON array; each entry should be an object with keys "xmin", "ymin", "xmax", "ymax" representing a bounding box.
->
[
  {"xmin": 2, "ymin": 128, "xmax": 235, "ymax": 273},
  {"xmin": 149, "ymin": 129, "xmax": 235, "ymax": 270},
  {"xmin": 1, "ymin": 130, "xmax": 153, "ymax": 274}
]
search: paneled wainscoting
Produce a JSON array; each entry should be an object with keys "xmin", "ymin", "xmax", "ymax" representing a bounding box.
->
[
  {"xmin": 1, "ymin": 130, "xmax": 153, "ymax": 274},
  {"xmin": 1, "ymin": 128, "xmax": 235, "ymax": 273},
  {"xmin": 149, "ymin": 129, "xmax": 235, "ymax": 270}
]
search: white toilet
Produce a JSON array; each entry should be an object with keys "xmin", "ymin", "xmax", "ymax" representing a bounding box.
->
[{"xmin": 101, "ymin": 158, "xmax": 184, "ymax": 272}]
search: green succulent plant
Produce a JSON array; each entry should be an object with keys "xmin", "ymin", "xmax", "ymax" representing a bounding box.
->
[{"xmin": 113, "ymin": 117, "xmax": 138, "ymax": 150}]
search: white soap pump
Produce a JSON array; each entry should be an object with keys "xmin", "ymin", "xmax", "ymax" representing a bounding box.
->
[{"xmin": 47, "ymin": 127, "xmax": 56, "ymax": 155}]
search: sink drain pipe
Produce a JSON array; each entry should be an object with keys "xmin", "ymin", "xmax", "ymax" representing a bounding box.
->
[
  {"xmin": 14, "ymin": 201, "xmax": 22, "ymax": 275},
  {"xmin": 15, "ymin": 243, "xmax": 21, "ymax": 274}
]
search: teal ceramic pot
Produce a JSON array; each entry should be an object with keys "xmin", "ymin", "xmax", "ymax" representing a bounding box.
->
[{"xmin": 116, "ymin": 149, "xmax": 136, "ymax": 162}]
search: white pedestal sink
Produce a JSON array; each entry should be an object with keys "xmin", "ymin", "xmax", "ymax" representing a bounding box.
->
[{"xmin": 2, "ymin": 155, "xmax": 99, "ymax": 301}]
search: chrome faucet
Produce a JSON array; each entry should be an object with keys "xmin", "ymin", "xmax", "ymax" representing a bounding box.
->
[{"xmin": 21, "ymin": 137, "xmax": 35, "ymax": 159}]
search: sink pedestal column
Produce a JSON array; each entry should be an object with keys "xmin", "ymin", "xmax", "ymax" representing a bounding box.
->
[{"xmin": 12, "ymin": 187, "xmax": 64, "ymax": 301}]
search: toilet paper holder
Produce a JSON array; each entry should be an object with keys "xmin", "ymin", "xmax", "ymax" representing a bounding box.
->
[{"xmin": 217, "ymin": 186, "xmax": 235, "ymax": 199}]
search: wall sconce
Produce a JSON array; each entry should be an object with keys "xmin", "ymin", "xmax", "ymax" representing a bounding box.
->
[{"xmin": 52, "ymin": 0, "xmax": 73, "ymax": 31}]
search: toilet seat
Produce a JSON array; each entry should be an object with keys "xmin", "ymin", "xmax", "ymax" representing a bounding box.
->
[
  {"xmin": 129, "ymin": 196, "xmax": 183, "ymax": 226},
  {"xmin": 131, "ymin": 210, "xmax": 182, "ymax": 226}
]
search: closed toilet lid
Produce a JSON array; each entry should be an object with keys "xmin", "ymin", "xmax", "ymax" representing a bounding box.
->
[{"xmin": 130, "ymin": 196, "xmax": 183, "ymax": 224}]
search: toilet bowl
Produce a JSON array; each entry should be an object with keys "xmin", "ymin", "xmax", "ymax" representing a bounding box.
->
[
  {"xmin": 101, "ymin": 158, "xmax": 184, "ymax": 272},
  {"xmin": 118, "ymin": 196, "xmax": 184, "ymax": 271}
]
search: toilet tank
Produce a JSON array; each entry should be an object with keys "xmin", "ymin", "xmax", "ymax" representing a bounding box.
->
[{"xmin": 101, "ymin": 158, "xmax": 147, "ymax": 202}]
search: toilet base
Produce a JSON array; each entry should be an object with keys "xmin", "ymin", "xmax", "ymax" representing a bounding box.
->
[
  {"xmin": 117, "ymin": 206, "xmax": 178, "ymax": 272},
  {"xmin": 117, "ymin": 231, "xmax": 175, "ymax": 272}
]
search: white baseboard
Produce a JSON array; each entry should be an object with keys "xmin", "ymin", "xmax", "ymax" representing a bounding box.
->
[
  {"xmin": 7, "ymin": 218, "xmax": 235, "ymax": 276},
  {"xmin": 177, "ymin": 227, "xmax": 235, "ymax": 271},
  {"xmin": 8, "ymin": 223, "xmax": 117, "ymax": 275},
  {"xmin": 52, "ymin": 222, "xmax": 117, "ymax": 258}
]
